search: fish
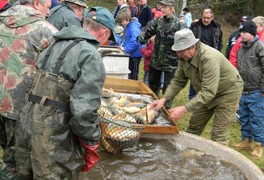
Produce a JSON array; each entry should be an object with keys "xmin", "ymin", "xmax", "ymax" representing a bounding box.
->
[
  {"xmin": 122, "ymin": 106, "xmax": 141, "ymax": 113},
  {"xmin": 124, "ymin": 101, "xmax": 147, "ymax": 108},
  {"xmin": 118, "ymin": 96, "xmax": 132, "ymax": 107},
  {"xmin": 146, "ymin": 104, "xmax": 160, "ymax": 124},
  {"xmin": 135, "ymin": 107, "xmax": 147, "ymax": 124},
  {"xmin": 134, "ymin": 105, "xmax": 159, "ymax": 124}
]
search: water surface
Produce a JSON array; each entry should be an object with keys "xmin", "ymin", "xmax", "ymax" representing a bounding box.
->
[{"xmin": 83, "ymin": 138, "xmax": 246, "ymax": 180}]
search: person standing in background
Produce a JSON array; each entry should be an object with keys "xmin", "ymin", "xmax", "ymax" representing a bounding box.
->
[
  {"xmin": 110, "ymin": 25, "xmax": 124, "ymax": 46},
  {"xmin": 118, "ymin": 11, "xmax": 143, "ymax": 80},
  {"xmin": 140, "ymin": 35, "xmax": 155, "ymax": 86},
  {"xmin": 112, "ymin": 0, "xmax": 130, "ymax": 25},
  {"xmin": 151, "ymin": 2, "xmax": 162, "ymax": 19},
  {"xmin": 47, "ymin": 0, "xmax": 88, "ymax": 30},
  {"xmin": 137, "ymin": 0, "xmax": 187, "ymax": 109},
  {"xmin": 189, "ymin": 8, "xmax": 223, "ymax": 100},
  {"xmin": 0, "ymin": 0, "xmax": 58, "ymax": 178},
  {"xmin": 182, "ymin": 7, "xmax": 192, "ymax": 28},
  {"xmin": 190, "ymin": 8, "xmax": 223, "ymax": 51},
  {"xmin": 137, "ymin": 0, "xmax": 152, "ymax": 30},
  {"xmin": 127, "ymin": 0, "xmax": 138, "ymax": 17},
  {"xmin": 232, "ymin": 20, "xmax": 264, "ymax": 159},
  {"xmin": 225, "ymin": 16, "xmax": 251, "ymax": 59},
  {"xmin": 229, "ymin": 16, "xmax": 264, "ymax": 67}
]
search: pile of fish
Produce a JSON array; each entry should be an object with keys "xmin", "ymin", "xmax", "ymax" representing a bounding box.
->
[{"xmin": 101, "ymin": 88, "xmax": 160, "ymax": 124}]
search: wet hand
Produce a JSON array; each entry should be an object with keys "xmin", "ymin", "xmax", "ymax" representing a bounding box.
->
[
  {"xmin": 149, "ymin": 98, "xmax": 166, "ymax": 110},
  {"xmin": 168, "ymin": 106, "xmax": 188, "ymax": 120}
]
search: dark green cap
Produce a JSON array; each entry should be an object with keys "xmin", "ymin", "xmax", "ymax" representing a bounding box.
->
[
  {"xmin": 86, "ymin": 7, "xmax": 116, "ymax": 42},
  {"xmin": 64, "ymin": 0, "xmax": 88, "ymax": 8},
  {"xmin": 159, "ymin": 0, "xmax": 176, "ymax": 6}
]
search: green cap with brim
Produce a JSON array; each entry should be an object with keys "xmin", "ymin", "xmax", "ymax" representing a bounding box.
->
[
  {"xmin": 86, "ymin": 7, "xmax": 116, "ymax": 42},
  {"xmin": 159, "ymin": 0, "xmax": 176, "ymax": 6},
  {"xmin": 64, "ymin": 0, "xmax": 88, "ymax": 8}
]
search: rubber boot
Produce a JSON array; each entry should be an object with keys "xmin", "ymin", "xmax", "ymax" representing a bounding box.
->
[
  {"xmin": 233, "ymin": 138, "xmax": 253, "ymax": 150},
  {"xmin": 251, "ymin": 142, "xmax": 263, "ymax": 159}
]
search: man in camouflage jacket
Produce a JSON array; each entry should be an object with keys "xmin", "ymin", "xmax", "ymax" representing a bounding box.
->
[
  {"xmin": 137, "ymin": 0, "xmax": 186, "ymax": 108},
  {"xmin": 0, "ymin": 1, "xmax": 57, "ymax": 178}
]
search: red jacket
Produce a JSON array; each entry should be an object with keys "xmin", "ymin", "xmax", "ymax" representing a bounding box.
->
[
  {"xmin": 140, "ymin": 40, "xmax": 154, "ymax": 71},
  {"xmin": 229, "ymin": 31, "xmax": 264, "ymax": 67}
]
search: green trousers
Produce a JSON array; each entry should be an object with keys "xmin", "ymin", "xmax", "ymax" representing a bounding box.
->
[{"xmin": 186, "ymin": 90, "xmax": 241, "ymax": 146}]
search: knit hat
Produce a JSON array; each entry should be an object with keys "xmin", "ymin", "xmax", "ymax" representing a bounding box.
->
[
  {"xmin": 239, "ymin": 20, "xmax": 257, "ymax": 37},
  {"xmin": 114, "ymin": 26, "xmax": 124, "ymax": 34},
  {"xmin": 86, "ymin": 7, "xmax": 116, "ymax": 42},
  {"xmin": 240, "ymin": 16, "xmax": 251, "ymax": 23},
  {"xmin": 171, "ymin": 29, "xmax": 199, "ymax": 51}
]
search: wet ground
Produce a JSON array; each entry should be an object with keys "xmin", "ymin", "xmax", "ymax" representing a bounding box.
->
[{"xmin": 82, "ymin": 137, "xmax": 246, "ymax": 180}]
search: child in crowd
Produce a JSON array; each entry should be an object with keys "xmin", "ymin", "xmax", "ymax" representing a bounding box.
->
[
  {"xmin": 118, "ymin": 12, "xmax": 143, "ymax": 80},
  {"xmin": 140, "ymin": 35, "xmax": 155, "ymax": 86},
  {"xmin": 110, "ymin": 25, "xmax": 124, "ymax": 46},
  {"xmin": 233, "ymin": 20, "xmax": 264, "ymax": 159}
]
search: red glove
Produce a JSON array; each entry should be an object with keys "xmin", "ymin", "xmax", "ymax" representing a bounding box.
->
[{"xmin": 79, "ymin": 140, "xmax": 100, "ymax": 172}]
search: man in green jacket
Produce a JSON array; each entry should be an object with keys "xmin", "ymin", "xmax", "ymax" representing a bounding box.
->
[
  {"xmin": 47, "ymin": 0, "xmax": 87, "ymax": 30},
  {"xmin": 150, "ymin": 29, "xmax": 243, "ymax": 146},
  {"xmin": 15, "ymin": 7, "xmax": 116, "ymax": 179}
]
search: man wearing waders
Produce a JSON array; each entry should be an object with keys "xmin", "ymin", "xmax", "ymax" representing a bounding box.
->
[{"xmin": 15, "ymin": 7, "xmax": 116, "ymax": 179}]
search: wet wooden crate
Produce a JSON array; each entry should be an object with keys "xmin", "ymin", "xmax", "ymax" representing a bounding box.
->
[{"xmin": 103, "ymin": 77, "xmax": 179, "ymax": 134}]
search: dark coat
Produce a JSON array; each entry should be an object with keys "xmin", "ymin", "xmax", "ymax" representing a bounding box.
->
[
  {"xmin": 137, "ymin": 4, "xmax": 153, "ymax": 28},
  {"xmin": 190, "ymin": 19, "xmax": 223, "ymax": 51}
]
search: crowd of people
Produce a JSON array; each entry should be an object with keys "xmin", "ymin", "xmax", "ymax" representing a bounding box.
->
[{"xmin": 0, "ymin": 0, "xmax": 263, "ymax": 179}]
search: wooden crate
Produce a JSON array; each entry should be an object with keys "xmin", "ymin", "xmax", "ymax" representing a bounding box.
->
[{"xmin": 103, "ymin": 77, "xmax": 179, "ymax": 134}]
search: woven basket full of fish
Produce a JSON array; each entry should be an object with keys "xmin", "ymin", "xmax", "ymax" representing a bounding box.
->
[{"xmin": 98, "ymin": 106, "xmax": 146, "ymax": 154}]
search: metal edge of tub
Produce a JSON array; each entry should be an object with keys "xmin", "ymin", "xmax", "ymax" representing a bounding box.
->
[{"xmin": 141, "ymin": 132, "xmax": 264, "ymax": 180}]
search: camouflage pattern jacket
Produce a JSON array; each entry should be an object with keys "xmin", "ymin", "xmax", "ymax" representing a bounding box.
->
[
  {"xmin": 0, "ymin": 5, "xmax": 58, "ymax": 120},
  {"xmin": 47, "ymin": 2, "xmax": 82, "ymax": 30},
  {"xmin": 139, "ymin": 14, "xmax": 187, "ymax": 72}
]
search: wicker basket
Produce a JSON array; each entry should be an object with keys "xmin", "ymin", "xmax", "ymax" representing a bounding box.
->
[{"xmin": 98, "ymin": 106, "xmax": 146, "ymax": 153}]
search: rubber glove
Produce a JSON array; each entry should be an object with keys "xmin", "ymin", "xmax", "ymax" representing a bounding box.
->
[{"xmin": 79, "ymin": 140, "xmax": 100, "ymax": 172}]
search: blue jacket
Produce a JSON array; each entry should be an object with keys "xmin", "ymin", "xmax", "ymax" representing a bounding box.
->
[
  {"xmin": 110, "ymin": 33, "xmax": 122, "ymax": 46},
  {"xmin": 122, "ymin": 18, "xmax": 143, "ymax": 58}
]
